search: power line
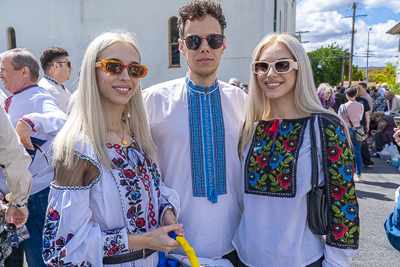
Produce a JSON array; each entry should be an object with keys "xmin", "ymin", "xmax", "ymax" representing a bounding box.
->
[{"xmin": 376, "ymin": 35, "xmax": 395, "ymax": 49}]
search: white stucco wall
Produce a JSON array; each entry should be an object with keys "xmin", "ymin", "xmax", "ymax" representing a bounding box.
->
[{"xmin": 0, "ymin": 0, "xmax": 296, "ymax": 92}]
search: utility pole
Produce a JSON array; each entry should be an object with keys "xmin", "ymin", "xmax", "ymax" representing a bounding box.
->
[
  {"xmin": 295, "ymin": 31, "xmax": 310, "ymax": 43},
  {"xmin": 366, "ymin": 28, "xmax": 372, "ymax": 84},
  {"xmin": 348, "ymin": 3, "xmax": 356, "ymax": 87},
  {"xmin": 342, "ymin": 3, "xmax": 366, "ymax": 87},
  {"xmin": 341, "ymin": 53, "xmax": 346, "ymax": 87}
]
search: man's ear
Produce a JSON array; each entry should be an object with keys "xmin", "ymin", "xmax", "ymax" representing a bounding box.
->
[
  {"xmin": 220, "ymin": 36, "xmax": 227, "ymax": 56},
  {"xmin": 178, "ymin": 39, "xmax": 186, "ymax": 56},
  {"xmin": 20, "ymin": 67, "xmax": 30, "ymax": 79}
]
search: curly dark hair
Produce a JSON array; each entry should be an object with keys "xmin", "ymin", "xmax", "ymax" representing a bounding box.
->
[{"xmin": 178, "ymin": 0, "xmax": 226, "ymax": 38}]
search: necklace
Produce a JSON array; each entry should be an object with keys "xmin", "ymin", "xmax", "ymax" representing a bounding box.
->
[{"xmin": 109, "ymin": 124, "xmax": 128, "ymax": 145}]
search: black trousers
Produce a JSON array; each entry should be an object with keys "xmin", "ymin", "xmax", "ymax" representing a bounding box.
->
[{"xmin": 361, "ymin": 141, "xmax": 374, "ymax": 165}]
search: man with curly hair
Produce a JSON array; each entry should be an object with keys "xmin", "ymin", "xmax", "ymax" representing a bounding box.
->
[{"xmin": 143, "ymin": 0, "xmax": 246, "ymax": 263}]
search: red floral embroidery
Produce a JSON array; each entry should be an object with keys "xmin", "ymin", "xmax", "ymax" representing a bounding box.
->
[
  {"xmin": 331, "ymin": 185, "xmax": 346, "ymax": 200},
  {"xmin": 277, "ymin": 173, "xmax": 291, "ymax": 189},
  {"xmin": 332, "ymin": 223, "xmax": 348, "ymax": 239},
  {"xmin": 327, "ymin": 146, "xmax": 343, "ymax": 163},
  {"xmin": 283, "ymin": 139, "xmax": 297, "ymax": 151},
  {"xmin": 123, "ymin": 169, "xmax": 135, "ymax": 179},
  {"xmin": 135, "ymin": 218, "xmax": 145, "ymax": 228},
  {"xmin": 257, "ymin": 155, "xmax": 269, "ymax": 168}
]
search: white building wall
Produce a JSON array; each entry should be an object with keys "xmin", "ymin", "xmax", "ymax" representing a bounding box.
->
[{"xmin": 0, "ymin": 0, "xmax": 296, "ymax": 92}]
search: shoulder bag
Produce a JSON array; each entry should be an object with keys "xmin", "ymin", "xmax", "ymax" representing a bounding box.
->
[
  {"xmin": 307, "ymin": 115, "xmax": 329, "ymax": 235},
  {"xmin": 341, "ymin": 104, "xmax": 367, "ymax": 142}
]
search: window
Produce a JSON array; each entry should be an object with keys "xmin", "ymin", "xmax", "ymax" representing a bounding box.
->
[
  {"xmin": 169, "ymin": 17, "xmax": 180, "ymax": 67},
  {"xmin": 7, "ymin": 27, "xmax": 16, "ymax": 49}
]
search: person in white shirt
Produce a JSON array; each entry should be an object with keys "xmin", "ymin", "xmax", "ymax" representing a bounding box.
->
[
  {"xmin": 38, "ymin": 46, "xmax": 73, "ymax": 113},
  {"xmin": 143, "ymin": 0, "xmax": 247, "ymax": 264},
  {"xmin": 0, "ymin": 48, "xmax": 68, "ymax": 267},
  {"xmin": 384, "ymin": 91, "xmax": 400, "ymax": 114},
  {"xmin": 43, "ymin": 31, "xmax": 183, "ymax": 267},
  {"xmin": 234, "ymin": 33, "xmax": 359, "ymax": 267}
]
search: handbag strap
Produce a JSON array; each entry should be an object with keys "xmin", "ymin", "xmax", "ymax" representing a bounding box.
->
[
  {"xmin": 310, "ymin": 114, "xmax": 319, "ymax": 194},
  {"xmin": 341, "ymin": 104, "xmax": 355, "ymax": 129}
]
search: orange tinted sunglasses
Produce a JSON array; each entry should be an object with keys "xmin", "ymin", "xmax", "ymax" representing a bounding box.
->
[{"xmin": 95, "ymin": 59, "xmax": 148, "ymax": 78}]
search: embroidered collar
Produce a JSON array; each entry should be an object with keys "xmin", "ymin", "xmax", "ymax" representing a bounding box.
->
[
  {"xmin": 185, "ymin": 74, "xmax": 218, "ymax": 94},
  {"xmin": 186, "ymin": 75, "xmax": 226, "ymax": 203},
  {"xmin": 4, "ymin": 84, "xmax": 38, "ymax": 113},
  {"xmin": 43, "ymin": 75, "xmax": 66, "ymax": 90},
  {"xmin": 12, "ymin": 83, "xmax": 38, "ymax": 95}
]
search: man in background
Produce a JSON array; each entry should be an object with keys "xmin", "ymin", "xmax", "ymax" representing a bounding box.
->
[
  {"xmin": 384, "ymin": 91, "xmax": 400, "ymax": 114},
  {"xmin": 0, "ymin": 48, "xmax": 67, "ymax": 267},
  {"xmin": 228, "ymin": 77, "xmax": 240, "ymax": 87},
  {"xmin": 38, "ymin": 47, "xmax": 73, "ymax": 113}
]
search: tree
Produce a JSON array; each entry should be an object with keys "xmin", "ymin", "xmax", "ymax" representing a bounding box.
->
[
  {"xmin": 344, "ymin": 65, "xmax": 363, "ymax": 81},
  {"xmin": 374, "ymin": 62, "xmax": 397, "ymax": 85},
  {"xmin": 307, "ymin": 43, "xmax": 350, "ymax": 87}
]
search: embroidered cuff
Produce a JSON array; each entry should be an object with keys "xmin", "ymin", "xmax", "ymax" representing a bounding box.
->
[
  {"xmin": 5, "ymin": 194, "xmax": 28, "ymax": 209},
  {"xmin": 20, "ymin": 117, "xmax": 37, "ymax": 133},
  {"xmin": 102, "ymin": 227, "xmax": 129, "ymax": 257}
]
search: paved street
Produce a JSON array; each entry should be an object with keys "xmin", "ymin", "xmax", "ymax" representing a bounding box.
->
[{"xmin": 352, "ymin": 154, "xmax": 400, "ymax": 266}]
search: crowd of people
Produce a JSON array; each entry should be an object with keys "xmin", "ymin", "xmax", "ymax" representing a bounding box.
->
[
  {"xmin": 15, "ymin": 0, "xmax": 400, "ymax": 266},
  {"xmin": 316, "ymin": 82, "xmax": 400, "ymax": 182}
]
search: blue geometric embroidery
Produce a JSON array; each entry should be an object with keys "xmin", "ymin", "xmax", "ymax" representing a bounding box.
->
[{"xmin": 186, "ymin": 75, "xmax": 226, "ymax": 203}]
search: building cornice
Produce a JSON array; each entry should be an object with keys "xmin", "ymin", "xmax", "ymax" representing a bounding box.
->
[{"xmin": 387, "ymin": 22, "xmax": 400, "ymax": 34}]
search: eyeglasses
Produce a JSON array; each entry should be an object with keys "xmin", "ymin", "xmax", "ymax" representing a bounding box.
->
[
  {"xmin": 32, "ymin": 143, "xmax": 50, "ymax": 178},
  {"xmin": 56, "ymin": 61, "xmax": 71, "ymax": 68},
  {"xmin": 182, "ymin": 34, "xmax": 224, "ymax": 50},
  {"xmin": 251, "ymin": 59, "xmax": 298, "ymax": 75},
  {"xmin": 95, "ymin": 59, "xmax": 148, "ymax": 78}
]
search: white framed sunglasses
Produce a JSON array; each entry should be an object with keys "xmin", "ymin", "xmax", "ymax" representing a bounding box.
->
[{"xmin": 251, "ymin": 59, "xmax": 298, "ymax": 75}]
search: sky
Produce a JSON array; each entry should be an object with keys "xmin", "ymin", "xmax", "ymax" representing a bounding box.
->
[{"xmin": 296, "ymin": 0, "xmax": 400, "ymax": 68}]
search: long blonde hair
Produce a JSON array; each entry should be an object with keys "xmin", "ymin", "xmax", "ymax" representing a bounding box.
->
[
  {"xmin": 239, "ymin": 33, "xmax": 350, "ymax": 158},
  {"xmin": 53, "ymin": 30, "xmax": 155, "ymax": 169}
]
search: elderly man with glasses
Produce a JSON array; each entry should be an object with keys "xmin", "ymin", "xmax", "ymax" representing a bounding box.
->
[
  {"xmin": 143, "ymin": 0, "xmax": 247, "ymax": 264},
  {"xmin": 0, "ymin": 48, "xmax": 67, "ymax": 267},
  {"xmin": 38, "ymin": 46, "xmax": 73, "ymax": 113}
]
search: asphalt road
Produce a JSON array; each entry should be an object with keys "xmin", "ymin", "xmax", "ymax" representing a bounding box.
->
[{"xmin": 352, "ymin": 154, "xmax": 400, "ymax": 266}]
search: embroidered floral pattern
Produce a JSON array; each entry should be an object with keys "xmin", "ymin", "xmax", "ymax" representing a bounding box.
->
[
  {"xmin": 245, "ymin": 115, "xmax": 359, "ymax": 249},
  {"xmin": 103, "ymin": 229, "xmax": 128, "ymax": 257},
  {"xmin": 108, "ymin": 137, "xmax": 161, "ymax": 234},
  {"xmin": 317, "ymin": 115, "xmax": 359, "ymax": 248},
  {"xmin": 43, "ymin": 208, "xmax": 93, "ymax": 267},
  {"xmin": 245, "ymin": 119, "xmax": 307, "ymax": 197}
]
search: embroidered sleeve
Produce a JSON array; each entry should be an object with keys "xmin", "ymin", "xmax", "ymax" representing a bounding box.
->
[
  {"xmin": 42, "ymin": 187, "xmax": 129, "ymax": 266},
  {"xmin": 156, "ymin": 161, "xmax": 181, "ymax": 222},
  {"xmin": 318, "ymin": 115, "xmax": 359, "ymax": 250},
  {"xmin": 21, "ymin": 97, "xmax": 67, "ymax": 135},
  {"xmin": 20, "ymin": 117, "xmax": 37, "ymax": 133}
]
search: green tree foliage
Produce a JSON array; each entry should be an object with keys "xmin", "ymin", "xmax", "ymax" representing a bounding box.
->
[
  {"xmin": 307, "ymin": 43, "xmax": 350, "ymax": 87},
  {"xmin": 374, "ymin": 62, "xmax": 397, "ymax": 85},
  {"xmin": 344, "ymin": 65, "xmax": 364, "ymax": 81}
]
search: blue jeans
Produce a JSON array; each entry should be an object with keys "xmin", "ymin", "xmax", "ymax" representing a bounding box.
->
[
  {"xmin": 24, "ymin": 186, "xmax": 50, "ymax": 267},
  {"xmin": 349, "ymin": 128, "xmax": 362, "ymax": 176}
]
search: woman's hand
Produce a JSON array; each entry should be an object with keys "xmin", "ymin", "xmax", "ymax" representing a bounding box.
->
[
  {"xmin": 162, "ymin": 208, "xmax": 185, "ymax": 237},
  {"xmin": 128, "ymin": 224, "xmax": 183, "ymax": 252}
]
